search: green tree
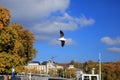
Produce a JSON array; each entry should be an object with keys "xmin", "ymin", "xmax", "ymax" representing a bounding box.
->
[{"xmin": 0, "ymin": 5, "xmax": 37, "ymax": 74}]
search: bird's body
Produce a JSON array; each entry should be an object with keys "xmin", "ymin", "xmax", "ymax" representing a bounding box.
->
[
  {"xmin": 57, "ymin": 30, "xmax": 66, "ymax": 47},
  {"xmin": 58, "ymin": 37, "xmax": 66, "ymax": 41}
]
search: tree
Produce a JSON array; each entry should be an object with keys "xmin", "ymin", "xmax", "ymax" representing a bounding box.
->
[
  {"xmin": 0, "ymin": 5, "xmax": 10, "ymax": 29},
  {"xmin": 67, "ymin": 69, "xmax": 76, "ymax": 78},
  {"xmin": 0, "ymin": 5, "xmax": 37, "ymax": 74},
  {"xmin": 86, "ymin": 60, "xmax": 98, "ymax": 74},
  {"xmin": 101, "ymin": 62, "xmax": 120, "ymax": 80},
  {"xmin": 28, "ymin": 68, "xmax": 40, "ymax": 74},
  {"xmin": 48, "ymin": 69, "xmax": 58, "ymax": 77},
  {"xmin": 57, "ymin": 68, "xmax": 64, "ymax": 77},
  {"xmin": 0, "ymin": 52, "xmax": 25, "ymax": 74},
  {"xmin": 9, "ymin": 24, "xmax": 37, "ymax": 63},
  {"xmin": 69, "ymin": 60, "xmax": 82, "ymax": 69}
]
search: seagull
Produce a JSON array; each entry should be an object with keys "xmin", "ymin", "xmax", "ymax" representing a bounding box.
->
[{"xmin": 57, "ymin": 30, "xmax": 66, "ymax": 47}]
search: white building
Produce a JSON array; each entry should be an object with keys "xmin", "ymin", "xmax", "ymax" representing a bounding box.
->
[
  {"xmin": 26, "ymin": 61, "xmax": 56, "ymax": 74},
  {"xmin": 26, "ymin": 61, "xmax": 75, "ymax": 75},
  {"xmin": 76, "ymin": 68, "xmax": 99, "ymax": 80}
]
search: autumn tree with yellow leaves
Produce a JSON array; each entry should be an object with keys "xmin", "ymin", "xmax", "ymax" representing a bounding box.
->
[{"xmin": 0, "ymin": 5, "xmax": 37, "ymax": 74}]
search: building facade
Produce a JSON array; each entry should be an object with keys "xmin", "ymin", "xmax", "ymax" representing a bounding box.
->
[
  {"xmin": 26, "ymin": 61, "xmax": 75, "ymax": 74},
  {"xmin": 26, "ymin": 61, "xmax": 57, "ymax": 74}
]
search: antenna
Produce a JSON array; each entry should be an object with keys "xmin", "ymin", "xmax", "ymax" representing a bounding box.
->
[{"xmin": 50, "ymin": 56, "xmax": 56, "ymax": 63}]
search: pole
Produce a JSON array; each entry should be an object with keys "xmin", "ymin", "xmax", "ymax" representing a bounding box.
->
[
  {"xmin": 63, "ymin": 71, "xmax": 64, "ymax": 78},
  {"xmin": 99, "ymin": 53, "xmax": 101, "ymax": 80}
]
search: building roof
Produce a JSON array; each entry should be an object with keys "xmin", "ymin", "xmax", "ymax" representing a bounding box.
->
[
  {"xmin": 56, "ymin": 63, "xmax": 69, "ymax": 68},
  {"xmin": 30, "ymin": 61, "xmax": 42, "ymax": 65}
]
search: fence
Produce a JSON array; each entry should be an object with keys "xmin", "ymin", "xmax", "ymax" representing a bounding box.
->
[
  {"xmin": 0, "ymin": 75, "xmax": 11, "ymax": 80},
  {"xmin": 0, "ymin": 75, "xmax": 75, "ymax": 80}
]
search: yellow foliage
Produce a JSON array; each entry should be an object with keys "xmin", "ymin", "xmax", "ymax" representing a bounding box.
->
[
  {"xmin": 0, "ymin": 23, "xmax": 3, "ymax": 29},
  {"xmin": 0, "ymin": 5, "xmax": 10, "ymax": 27},
  {"xmin": 0, "ymin": 52, "xmax": 25, "ymax": 74},
  {"xmin": 0, "ymin": 5, "xmax": 37, "ymax": 74}
]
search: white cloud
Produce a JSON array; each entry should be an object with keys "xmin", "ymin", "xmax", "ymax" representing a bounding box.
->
[
  {"xmin": 31, "ymin": 13, "xmax": 95, "ymax": 42},
  {"xmin": 1, "ymin": 0, "xmax": 95, "ymax": 45},
  {"xmin": 108, "ymin": 47, "xmax": 120, "ymax": 53},
  {"xmin": 61, "ymin": 13, "xmax": 95, "ymax": 28},
  {"xmin": 1, "ymin": 0, "xmax": 70, "ymax": 20},
  {"xmin": 101, "ymin": 37, "xmax": 120, "ymax": 45},
  {"xmin": 75, "ymin": 15, "xmax": 95, "ymax": 27},
  {"xmin": 101, "ymin": 36, "xmax": 120, "ymax": 53},
  {"xmin": 31, "ymin": 18, "xmax": 77, "ymax": 41}
]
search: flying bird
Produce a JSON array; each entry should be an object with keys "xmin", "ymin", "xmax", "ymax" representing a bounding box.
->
[{"xmin": 57, "ymin": 30, "xmax": 66, "ymax": 47}]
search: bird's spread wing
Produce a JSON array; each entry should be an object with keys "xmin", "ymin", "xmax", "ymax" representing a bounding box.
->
[
  {"xmin": 60, "ymin": 30, "xmax": 64, "ymax": 37},
  {"xmin": 61, "ymin": 41, "xmax": 65, "ymax": 47}
]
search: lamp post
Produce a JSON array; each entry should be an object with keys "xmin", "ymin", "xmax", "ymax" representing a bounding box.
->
[
  {"xmin": 63, "ymin": 71, "xmax": 64, "ymax": 78},
  {"xmin": 70, "ymin": 71, "xmax": 71, "ymax": 79},
  {"xmin": 99, "ymin": 53, "xmax": 101, "ymax": 80}
]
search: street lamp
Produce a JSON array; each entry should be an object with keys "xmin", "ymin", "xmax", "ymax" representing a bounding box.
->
[{"xmin": 99, "ymin": 53, "xmax": 101, "ymax": 80}]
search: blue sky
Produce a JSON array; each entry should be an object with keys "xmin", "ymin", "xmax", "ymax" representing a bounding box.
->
[{"xmin": 1, "ymin": 0, "xmax": 120, "ymax": 63}]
